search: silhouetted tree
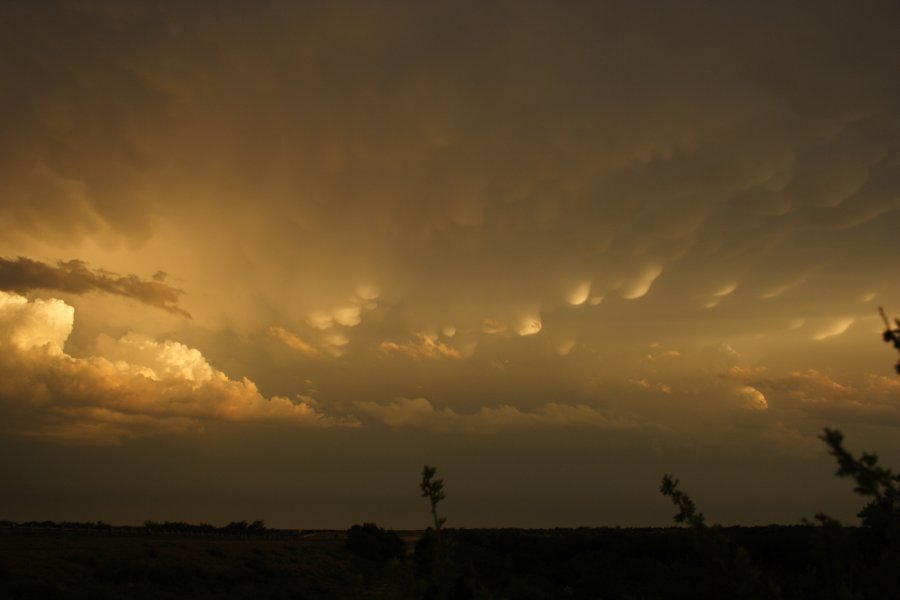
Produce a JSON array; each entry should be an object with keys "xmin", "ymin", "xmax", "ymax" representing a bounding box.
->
[
  {"xmin": 248, "ymin": 520, "xmax": 266, "ymax": 533},
  {"xmin": 878, "ymin": 306, "xmax": 900, "ymax": 374},
  {"xmin": 660, "ymin": 474, "xmax": 705, "ymax": 528},
  {"xmin": 420, "ymin": 465, "xmax": 446, "ymax": 536},
  {"xmin": 820, "ymin": 428, "xmax": 900, "ymax": 546},
  {"xmin": 345, "ymin": 522, "xmax": 404, "ymax": 562},
  {"xmin": 223, "ymin": 520, "xmax": 266, "ymax": 535},
  {"xmin": 814, "ymin": 428, "xmax": 900, "ymax": 597},
  {"xmin": 417, "ymin": 465, "xmax": 456, "ymax": 600},
  {"xmin": 658, "ymin": 474, "xmax": 766, "ymax": 598}
]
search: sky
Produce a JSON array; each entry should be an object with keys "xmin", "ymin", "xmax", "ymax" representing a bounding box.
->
[{"xmin": 1, "ymin": 0, "xmax": 899, "ymax": 529}]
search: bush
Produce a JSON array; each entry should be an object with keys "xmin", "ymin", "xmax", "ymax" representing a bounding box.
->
[{"xmin": 345, "ymin": 523, "xmax": 404, "ymax": 562}]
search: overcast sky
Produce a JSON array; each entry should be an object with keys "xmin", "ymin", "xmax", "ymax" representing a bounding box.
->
[{"xmin": 1, "ymin": 0, "xmax": 899, "ymax": 529}]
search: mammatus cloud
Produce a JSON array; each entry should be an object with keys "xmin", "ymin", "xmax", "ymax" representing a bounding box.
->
[
  {"xmin": 354, "ymin": 397, "xmax": 633, "ymax": 433},
  {"xmin": 0, "ymin": 2, "xmax": 897, "ymax": 346},
  {"xmin": 0, "ymin": 257, "xmax": 191, "ymax": 318},
  {"xmin": 0, "ymin": 292, "xmax": 356, "ymax": 444},
  {"xmin": 811, "ymin": 317, "xmax": 856, "ymax": 341}
]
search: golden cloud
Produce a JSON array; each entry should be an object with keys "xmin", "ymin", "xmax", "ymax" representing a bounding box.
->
[
  {"xmin": 269, "ymin": 326, "xmax": 322, "ymax": 358},
  {"xmin": 721, "ymin": 367, "xmax": 900, "ymax": 425},
  {"xmin": 379, "ymin": 333, "xmax": 461, "ymax": 360},
  {"xmin": 0, "ymin": 292, "xmax": 356, "ymax": 444}
]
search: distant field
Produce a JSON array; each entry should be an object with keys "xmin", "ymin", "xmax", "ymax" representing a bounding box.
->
[{"xmin": 0, "ymin": 530, "xmax": 409, "ymax": 599}]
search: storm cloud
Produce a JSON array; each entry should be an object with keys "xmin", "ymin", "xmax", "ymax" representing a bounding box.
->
[
  {"xmin": 0, "ymin": 257, "xmax": 190, "ymax": 317},
  {"xmin": 0, "ymin": 0, "xmax": 898, "ymax": 527}
]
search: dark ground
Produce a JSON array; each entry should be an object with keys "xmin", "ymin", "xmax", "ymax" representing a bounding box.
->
[
  {"xmin": 0, "ymin": 530, "xmax": 410, "ymax": 599},
  {"xmin": 0, "ymin": 525, "xmax": 895, "ymax": 599}
]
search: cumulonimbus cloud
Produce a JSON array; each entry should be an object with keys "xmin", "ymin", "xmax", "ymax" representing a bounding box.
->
[
  {"xmin": 0, "ymin": 291, "xmax": 357, "ymax": 444},
  {"xmin": 0, "ymin": 256, "xmax": 191, "ymax": 318}
]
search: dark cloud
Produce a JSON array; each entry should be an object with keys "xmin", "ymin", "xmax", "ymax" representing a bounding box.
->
[{"xmin": 0, "ymin": 257, "xmax": 190, "ymax": 317}]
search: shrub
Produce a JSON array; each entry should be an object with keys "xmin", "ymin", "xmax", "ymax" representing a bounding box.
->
[{"xmin": 345, "ymin": 522, "xmax": 404, "ymax": 562}]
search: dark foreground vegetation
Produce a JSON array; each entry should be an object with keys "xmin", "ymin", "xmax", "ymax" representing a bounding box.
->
[
  {"xmin": 411, "ymin": 525, "xmax": 896, "ymax": 600},
  {"xmin": 0, "ymin": 523, "xmax": 895, "ymax": 600}
]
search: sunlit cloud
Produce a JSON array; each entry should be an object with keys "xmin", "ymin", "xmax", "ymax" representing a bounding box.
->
[
  {"xmin": 0, "ymin": 290, "xmax": 73, "ymax": 355},
  {"xmin": 0, "ymin": 293, "xmax": 355, "ymax": 443},
  {"xmin": 269, "ymin": 326, "xmax": 322, "ymax": 358},
  {"xmin": 721, "ymin": 367, "xmax": 900, "ymax": 427},
  {"xmin": 379, "ymin": 332, "xmax": 461, "ymax": 360},
  {"xmin": 812, "ymin": 317, "xmax": 855, "ymax": 341},
  {"xmin": 712, "ymin": 283, "xmax": 738, "ymax": 297},
  {"xmin": 96, "ymin": 332, "xmax": 217, "ymax": 382},
  {"xmin": 333, "ymin": 305, "xmax": 362, "ymax": 327},
  {"xmin": 760, "ymin": 277, "xmax": 806, "ymax": 300},
  {"xmin": 320, "ymin": 331, "xmax": 350, "ymax": 357},
  {"xmin": 619, "ymin": 265, "xmax": 663, "ymax": 300},
  {"xmin": 514, "ymin": 315, "xmax": 543, "ymax": 336},
  {"xmin": 565, "ymin": 281, "xmax": 591, "ymax": 306},
  {"xmin": 307, "ymin": 301, "xmax": 369, "ymax": 331},
  {"xmin": 701, "ymin": 282, "xmax": 738, "ymax": 308},
  {"xmin": 307, "ymin": 310, "xmax": 336, "ymax": 330},
  {"xmin": 739, "ymin": 386, "xmax": 768, "ymax": 411}
]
